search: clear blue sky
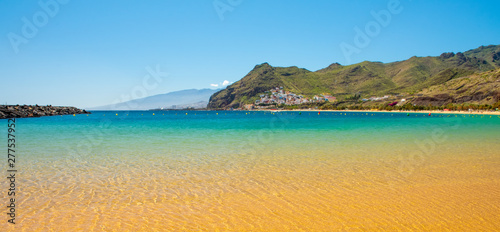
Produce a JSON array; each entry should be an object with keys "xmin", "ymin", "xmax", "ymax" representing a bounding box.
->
[{"xmin": 1, "ymin": 0, "xmax": 499, "ymax": 108}]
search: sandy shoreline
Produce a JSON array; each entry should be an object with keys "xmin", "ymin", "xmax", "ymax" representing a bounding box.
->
[{"xmin": 256, "ymin": 109, "xmax": 500, "ymax": 115}]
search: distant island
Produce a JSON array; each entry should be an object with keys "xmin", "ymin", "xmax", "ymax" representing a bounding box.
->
[
  {"xmin": 0, "ymin": 105, "xmax": 90, "ymax": 119},
  {"xmin": 208, "ymin": 45, "xmax": 500, "ymax": 111}
]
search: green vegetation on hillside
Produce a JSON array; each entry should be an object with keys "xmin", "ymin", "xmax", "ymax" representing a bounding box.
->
[{"xmin": 208, "ymin": 45, "xmax": 500, "ymax": 109}]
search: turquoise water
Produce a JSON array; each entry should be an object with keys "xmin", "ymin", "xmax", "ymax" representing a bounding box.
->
[
  {"xmin": 15, "ymin": 110, "xmax": 500, "ymax": 158},
  {"xmin": 3, "ymin": 111, "xmax": 500, "ymax": 231}
]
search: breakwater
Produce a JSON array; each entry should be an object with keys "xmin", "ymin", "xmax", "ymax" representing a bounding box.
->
[{"xmin": 0, "ymin": 105, "xmax": 90, "ymax": 119}]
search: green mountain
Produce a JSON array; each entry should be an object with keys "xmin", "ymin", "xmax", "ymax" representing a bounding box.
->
[
  {"xmin": 413, "ymin": 68, "xmax": 500, "ymax": 107},
  {"xmin": 208, "ymin": 45, "xmax": 500, "ymax": 109}
]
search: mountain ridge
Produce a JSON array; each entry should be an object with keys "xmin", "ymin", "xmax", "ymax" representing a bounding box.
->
[
  {"xmin": 208, "ymin": 45, "xmax": 500, "ymax": 109},
  {"xmin": 91, "ymin": 88, "xmax": 220, "ymax": 110}
]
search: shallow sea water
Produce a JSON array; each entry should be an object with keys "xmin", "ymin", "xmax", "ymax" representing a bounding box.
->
[{"xmin": 2, "ymin": 111, "xmax": 500, "ymax": 231}]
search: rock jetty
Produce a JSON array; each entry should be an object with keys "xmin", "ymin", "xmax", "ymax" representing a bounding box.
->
[{"xmin": 0, "ymin": 105, "xmax": 90, "ymax": 119}]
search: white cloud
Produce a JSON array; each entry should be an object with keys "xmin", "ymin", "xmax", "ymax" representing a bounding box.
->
[{"xmin": 210, "ymin": 80, "xmax": 233, "ymax": 88}]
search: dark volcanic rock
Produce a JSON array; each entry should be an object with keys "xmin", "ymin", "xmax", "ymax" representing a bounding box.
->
[
  {"xmin": 440, "ymin": 52, "xmax": 455, "ymax": 59},
  {"xmin": 412, "ymin": 94, "xmax": 454, "ymax": 107},
  {"xmin": 455, "ymin": 91, "xmax": 500, "ymax": 104},
  {"xmin": 493, "ymin": 52, "xmax": 500, "ymax": 61},
  {"xmin": 0, "ymin": 105, "xmax": 91, "ymax": 119},
  {"xmin": 412, "ymin": 90, "xmax": 500, "ymax": 107}
]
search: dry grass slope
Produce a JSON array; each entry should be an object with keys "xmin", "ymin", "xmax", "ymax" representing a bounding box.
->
[{"xmin": 208, "ymin": 45, "xmax": 500, "ymax": 109}]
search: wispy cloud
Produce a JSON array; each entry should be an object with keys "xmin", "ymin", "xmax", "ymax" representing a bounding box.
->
[{"xmin": 210, "ymin": 80, "xmax": 232, "ymax": 88}]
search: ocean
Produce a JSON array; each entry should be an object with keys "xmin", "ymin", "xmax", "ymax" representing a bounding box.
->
[{"xmin": 3, "ymin": 111, "xmax": 500, "ymax": 231}]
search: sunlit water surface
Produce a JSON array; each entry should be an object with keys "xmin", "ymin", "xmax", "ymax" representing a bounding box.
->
[{"xmin": 2, "ymin": 111, "xmax": 500, "ymax": 231}]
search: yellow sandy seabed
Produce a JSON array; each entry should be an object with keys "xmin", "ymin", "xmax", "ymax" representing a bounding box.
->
[{"xmin": 3, "ymin": 147, "xmax": 500, "ymax": 231}]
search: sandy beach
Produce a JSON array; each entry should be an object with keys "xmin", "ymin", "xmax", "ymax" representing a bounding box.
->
[{"xmin": 259, "ymin": 109, "xmax": 500, "ymax": 116}]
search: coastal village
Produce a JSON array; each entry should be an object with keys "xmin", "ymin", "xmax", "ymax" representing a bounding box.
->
[
  {"xmin": 249, "ymin": 86, "xmax": 406, "ymax": 110},
  {"xmin": 253, "ymin": 87, "xmax": 337, "ymax": 109}
]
